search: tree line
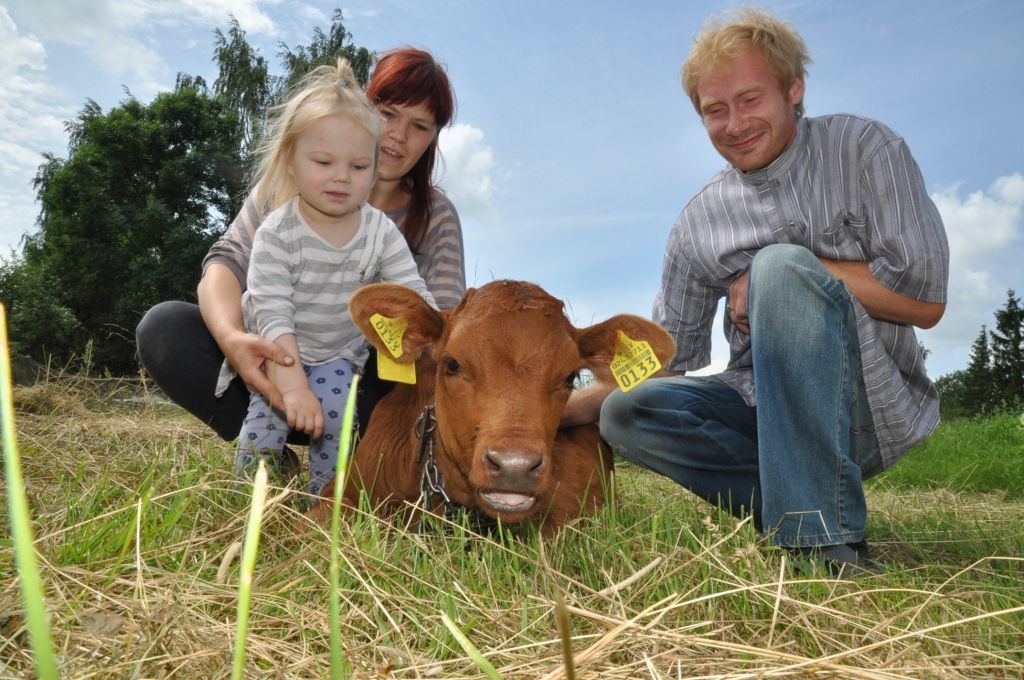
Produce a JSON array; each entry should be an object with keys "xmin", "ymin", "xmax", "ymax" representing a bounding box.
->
[
  {"xmin": 934, "ymin": 289, "xmax": 1024, "ymax": 418},
  {"xmin": 0, "ymin": 10, "xmax": 370, "ymax": 374}
]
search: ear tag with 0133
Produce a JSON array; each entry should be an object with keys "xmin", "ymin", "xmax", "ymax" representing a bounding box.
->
[{"xmin": 610, "ymin": 330, "xmax": 661, "ymax": 393}]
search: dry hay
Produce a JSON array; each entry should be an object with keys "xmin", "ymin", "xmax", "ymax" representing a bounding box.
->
[{"xmin": 1, "ymin": 379, "xmax": 1021, "ymax": 678}]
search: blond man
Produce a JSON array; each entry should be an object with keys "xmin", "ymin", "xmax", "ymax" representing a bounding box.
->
[{"xmin": 582, "ymin": 8, "xmax": 949, "ymax": 574}]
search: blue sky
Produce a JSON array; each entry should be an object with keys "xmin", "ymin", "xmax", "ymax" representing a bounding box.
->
[{"xmin": 1, "ymin": 0, "xmax": 1022, "ymax": 379}]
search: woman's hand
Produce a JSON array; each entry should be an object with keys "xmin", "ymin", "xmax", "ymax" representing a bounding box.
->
[
  {"xmin": 222, "ymin": 329, "xmax": 295, "ymax": 410},
  {"xmin": 198, "ymin": 263, "xmax": 296, "ymax": 409}
]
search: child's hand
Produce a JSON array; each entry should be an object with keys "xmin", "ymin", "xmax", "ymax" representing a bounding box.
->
[{"xmin": 281, "ymin": 387, "xmax": 324, "ymax": 439}]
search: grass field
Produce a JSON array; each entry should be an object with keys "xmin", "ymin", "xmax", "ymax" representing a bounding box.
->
[{"xmin": 2, "ymin": 376, "xmax": 1023, "ymax": 678}]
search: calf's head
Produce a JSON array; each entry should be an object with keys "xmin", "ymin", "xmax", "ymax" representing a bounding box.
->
[{"xmin": 350, "ymin": 280, "xmax": 674, "ymax": 525}]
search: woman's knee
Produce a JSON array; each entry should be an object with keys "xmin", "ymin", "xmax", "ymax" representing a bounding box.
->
[
  {"xmin": 137, "ymin": 301, "xmax": 195, "ymax": 344},
  {"xmin": 137, "ymin": 301, "xmax": 176, "ymax": 364},
  {"xmin": 135, "ymin": 301, "xmax": 207, "ymax": 370}
]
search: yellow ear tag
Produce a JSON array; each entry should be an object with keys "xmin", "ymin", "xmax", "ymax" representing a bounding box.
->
[
  {"xmin": 610, "ymin": 330, "xmax": 661, "ymax": 393},
  {"xmin": 370, "ymin": 313, "xmax": 416, "ymax": 384},
  {"xmin": 376, "ymin": 352, "xmax": 416, "ymax": 384}
]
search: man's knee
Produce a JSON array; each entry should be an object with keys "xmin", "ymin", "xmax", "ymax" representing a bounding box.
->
[
  {"xmin": 750, "ymin": 244, "xmax": 817, "ymax": 286},
  {"xmin": 598, "ymin": 378, "xmax": 675, "ymax": 448},
  {"xmin": 598, "ymin": 387, "xmax": 633, "ymax": 447},
  {"xmin": 748, "ymin": 244, "xmax": 838, "ymax": 319}
]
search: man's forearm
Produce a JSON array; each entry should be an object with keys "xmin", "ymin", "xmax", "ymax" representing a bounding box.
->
[
  {"xmin": 562, "ymin": 381, "xmax": 617, "ymax": 428},
  {"xmin": 819, "ymin": 258, "xmax": 945, "ymax": 329}
]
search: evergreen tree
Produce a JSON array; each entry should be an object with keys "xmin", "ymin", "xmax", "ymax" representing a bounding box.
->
[
  {"xmin": 990, "ymin": 289, "xmax": 1024, "ymax": 408},
  {"xmin": 961, "ymin": 326, "xmax": 995, "ymax": 414}
]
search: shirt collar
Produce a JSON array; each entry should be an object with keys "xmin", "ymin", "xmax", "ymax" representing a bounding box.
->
[{"xmin": 734, "ymin": 117, "xmax": 808, "ymax": 187}]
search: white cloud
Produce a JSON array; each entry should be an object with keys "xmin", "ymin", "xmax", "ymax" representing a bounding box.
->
[
  {"xmin": 437, "ymin": 123, "xmax": 498, "ymax": 222},
  {"xmin": 992, "ymin": 172, "xmax": 1024, "ymax": 205},
  {"xmin": 932, "ymin": 177, "xmax": 1021, "ymax": 266},
  {"xmin": 0, "ymin": 6, "xmax": 45, "ymax": 79},
  {"xmin": 3, "ymin": 0, "xmax": 278, "ymax": 97},
  {"xmin": 919, "ymin": 173, "xmax": 1024, "ymax": 372},
  {"xmin": 178, "ymin": 0, "xmax": 278, "ymax": 34},
  {"xmin": 0, "ymin": 7, "xmax": 75, "ymax": 252},
  {"xmin": 0, "ymin": 0, "xmax": 282, "ymax": 252}
]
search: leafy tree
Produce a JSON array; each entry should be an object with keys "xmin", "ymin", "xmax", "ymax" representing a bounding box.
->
[
  {"xmin": 0, "ymin": 254, "xmax": 82, "ymax": 361},
  {"xmin": 212, "ymin": 9, "xmax": 372, "ymax": 172},
  {"xmin": 9, "ymin": 79, "xmax": 244, "ymax": 373},
  {"xmin": 934, "ymin": 369, "xmax": 970, "ymax": 420},
  {"xmin": 4, "ymin": 8, "xmax": 372, "ymax": 374},
  {"xmin": 990, "ymin": 289, "xmax": 1024, "ymax": 408},
  {"xmin": 276, "ymin": 9, "xmax": 373, "ymax": 94},
  {"xmin": 213, "ymin": 17, "xmax": 272, "ymax": 159}
]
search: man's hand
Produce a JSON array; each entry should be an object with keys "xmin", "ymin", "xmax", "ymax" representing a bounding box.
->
[
  {"xmin": 561, "ymin": 381, "xmax": 617, "ymax": 427},
  {"xmin": 222, "ymin": 329, "xmax": 295, "ymax": 410},
  {"xmin": 726, "ymin": 270, "xmax": 751, "ymax": 335},
  {"xmin": 561, "ymin": 370, "xmax": 685, "ymax": 428},
  {"xmin": 281, "ymin": 386, "xmax": 324, "ymax": 439}
]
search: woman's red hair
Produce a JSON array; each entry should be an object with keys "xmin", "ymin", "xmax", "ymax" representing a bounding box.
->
[{"xmin": 366, "ymin": 48, "xmax": 456, "ymax": 253}]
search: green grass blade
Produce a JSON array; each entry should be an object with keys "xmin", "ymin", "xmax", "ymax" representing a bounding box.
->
[
  {"xmin": 441, "ymin": 612, "xmax": 504, "ymax": 680},
  {"xmin": 231, "ymin": 459, "xmax": 269, "ymax": 680},
  {"xmin": 329, "ymin": 373, "xmax": 360, "ymax": 679},
  {"xmin": 0, "ymin": 305, "xmax": 60, "ymax": 679},
  {"xmin": 554, "ymin": 589, "xmax": 577, "ymax": 680}
]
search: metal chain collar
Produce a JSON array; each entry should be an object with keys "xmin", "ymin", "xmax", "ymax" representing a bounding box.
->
[
  {"xmin": 414, "ymin": 404, "xmax": 456, "ymax": 528},
  {"xmin": 412, "ymin": 403, "xmax": 499, "ymax": 535}
]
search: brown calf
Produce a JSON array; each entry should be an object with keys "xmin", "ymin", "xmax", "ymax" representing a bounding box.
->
[{"xmin": 310, "ymin": 280, "xmax": 675, "ymax": 535}]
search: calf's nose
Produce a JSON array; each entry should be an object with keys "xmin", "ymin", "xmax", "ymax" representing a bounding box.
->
[{"xmin": 484, "ymin": 450, "xmax": 544, "ymax": 491}]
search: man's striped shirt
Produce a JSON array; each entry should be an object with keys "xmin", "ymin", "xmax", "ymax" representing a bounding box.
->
[{"xmin": 655, "ymin": 114, "xmax": 949, "ymax": 468}]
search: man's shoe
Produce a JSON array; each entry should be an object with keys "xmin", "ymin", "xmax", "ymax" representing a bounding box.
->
[{"xmin": 787, "ymin": 540, "xmax": 879, "ymax": 577}]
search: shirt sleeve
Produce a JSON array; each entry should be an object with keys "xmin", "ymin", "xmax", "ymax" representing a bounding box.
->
[
  {"xmin": 380, "ymin": 221, "xmax": 438, "ymax": 310},
  {"xmin": 202, "ymin": 188, "xmax": 269, "ymax": 290},
  {"xmin": 415, "ymin": 191, "xmax": 466, "ymax": 309},
  {"xmin": 862, "ymin": 136, "xmax": 949, "ymax": 304},
  {"xmin": 245, "ymin": 223, "xmax": 297, "ymax": 343},
  {"xmin": 653, "ymin": 214, "xmax": 718, "ymax": 372}
]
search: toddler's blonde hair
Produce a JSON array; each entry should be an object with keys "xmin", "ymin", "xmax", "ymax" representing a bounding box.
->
[{"xmin": 253, "ymin": 58, "xmax": 381, "ymax": 211}]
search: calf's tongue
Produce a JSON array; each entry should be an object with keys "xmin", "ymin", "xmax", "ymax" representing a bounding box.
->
[{"xmin": 486, "ymin": 492, "xmax": 531, "ymax": 506}]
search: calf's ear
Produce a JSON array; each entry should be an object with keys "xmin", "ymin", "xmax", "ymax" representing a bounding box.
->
[
  {"xmin": 350, "ymin": 284, "xmax": 445, "ymax": 363},
  {"xmin": 576, "ymin": 315, "xmax": 676, "ymax": 381}
]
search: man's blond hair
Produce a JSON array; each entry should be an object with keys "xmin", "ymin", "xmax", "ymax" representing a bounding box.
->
[{"xmin": 682, "ymin": 7, "xmax": 811, "ymax": 118}]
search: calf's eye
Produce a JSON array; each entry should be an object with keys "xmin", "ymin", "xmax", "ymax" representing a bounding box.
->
[{"xmin": 444, "ymin": 357, "xmax": 461, "ymax": 375}]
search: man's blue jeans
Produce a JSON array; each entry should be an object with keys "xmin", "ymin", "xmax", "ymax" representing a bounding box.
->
[{"xmin": 601, "ymin": 245, "xmax": 883, "ymax": 548}]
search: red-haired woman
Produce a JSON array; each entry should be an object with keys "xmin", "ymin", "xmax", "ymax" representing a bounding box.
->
[{"xmin": 136, "ymin": 48, "xmax": 463, "ymax": 465}]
